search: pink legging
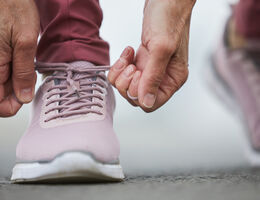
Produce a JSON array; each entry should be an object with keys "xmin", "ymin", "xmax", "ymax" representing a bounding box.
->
[{"xmin": 34, "ymin": 0, "xmax": 260, "ymax": 64}]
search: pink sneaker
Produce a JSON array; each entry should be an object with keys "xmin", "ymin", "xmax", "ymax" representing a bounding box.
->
[
  {"xmin": 209, "ymin": 23, "xmax": 260, "ymax": 166},
  {"xmin": 11, "ymin": 61, "xmax": 124, "ymax": 183}
]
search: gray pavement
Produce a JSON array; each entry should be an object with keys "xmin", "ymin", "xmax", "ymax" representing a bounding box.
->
[{"xmin": 1, "ymin": 170, "xmax": 260, "ymax": 200}]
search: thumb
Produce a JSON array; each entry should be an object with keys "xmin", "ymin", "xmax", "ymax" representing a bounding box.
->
[
  {"xmin": 138, "ymin": 44, "xmax": 172, "ymax": 109},
  {"xmin": 12, "ymin": 34, "xmax": 37, "ymax": 103}
]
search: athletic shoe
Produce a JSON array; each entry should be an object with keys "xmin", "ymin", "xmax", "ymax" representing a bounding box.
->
[{"xmin": 11, "ymin": 61, "xmax": 124, "ymax": 183}]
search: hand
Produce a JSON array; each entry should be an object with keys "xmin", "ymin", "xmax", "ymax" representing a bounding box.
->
[
  {"xmin": 108, "ymin": 0, "xmax": 196, "ymax": 112},
  {"xmin": 0, "ymin": 0, "xmax": 39, "ymax": 117}
]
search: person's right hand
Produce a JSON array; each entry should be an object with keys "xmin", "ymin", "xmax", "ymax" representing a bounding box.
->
[
  {"xmin": 0, "ymin": 0, "xmax": 39, "ymax": 117},
  {"xmin": 108, "ymin": 0, "xmax": 195, "ymax": 112}
]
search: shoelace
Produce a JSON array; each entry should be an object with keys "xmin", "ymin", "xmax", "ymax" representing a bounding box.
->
[{"xmin": 35, "ymin": 62, "xmax": 111, "ymax": 122}]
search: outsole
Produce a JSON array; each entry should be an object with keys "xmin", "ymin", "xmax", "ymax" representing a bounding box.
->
[
  {"xmin": 11, "ymin": 152, "xmax": 124, "ymax": 183},
  {"xmin": 206, "ymin": 56, "xmax": 260, "ymax": 168}
]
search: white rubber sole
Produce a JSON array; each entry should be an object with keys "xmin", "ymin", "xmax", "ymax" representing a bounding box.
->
[
  {"xmin": 11, "ymin": 152, "xmax": 124, "ymax": 183},
  {"xmin": 206, "ymin": 58, "xmax": 260, "ymax": 168}
]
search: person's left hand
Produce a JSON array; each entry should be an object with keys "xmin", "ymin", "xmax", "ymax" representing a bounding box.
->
[{"xmin": 108, "ymin": 0, "xmax": 196, "ymax": 112}]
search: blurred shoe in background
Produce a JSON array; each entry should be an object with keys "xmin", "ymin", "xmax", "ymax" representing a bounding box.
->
[{"xmin": 209, "ymin": 15, "xmax": 260, "ymax": 166}]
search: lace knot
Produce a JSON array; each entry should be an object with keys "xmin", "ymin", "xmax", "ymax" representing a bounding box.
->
[{"xmin": 66, "ymin": 70, "xmax": 80, "ymax": 98}]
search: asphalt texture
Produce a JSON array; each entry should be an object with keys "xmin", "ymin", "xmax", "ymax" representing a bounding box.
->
[{"xmin": 1, "ymin": 170, "xmax": 260, "ymax": 200}]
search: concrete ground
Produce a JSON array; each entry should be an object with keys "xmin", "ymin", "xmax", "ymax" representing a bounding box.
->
[
  {"xmin": 1, "ymin": 171, "xmax": 260, "ymax": 200},
  {"xmin": 1, "ymin": 0, "xmax": 260, "ymax": 199}
]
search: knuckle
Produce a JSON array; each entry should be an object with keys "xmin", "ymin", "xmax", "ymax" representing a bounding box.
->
[
  {"xmin": 108, "ymin": 69, "xmax": 120, "ymax": 85},
  {"xmin": 182, "ymin": 68, "xmax": 189, "ymax": 83},
  {"xmin": 115, "ymin": 80, "xmax": 125, "ymax": 93},
  {"xmin": 7, "ymin": 108, "xmax": 19, "ymax": 117},
  {"xmin": 16, "ymin": 34, "xmax": 37, "ymax": 50},
  {"xmin": 161, "ymin": 66, "xmax": 189, "ymax": 98},
  {"xmin": 151, "ymin": 39, "xmax": 174, "ymax": 55},
  {"xmin": 119, "ymin": 57, "xmax": 128, "ymax": 66},
  {"xmin": 0, "ymin": 64, "xmax": 9, "ymax": 83},
  {"xmin": 0, "ymin": 64, "xmax": 8, "ymax": 73},
  {"xmin": 115, "ymin": 79, "xmax": 120, "ymax": 89},
  {"xmin": 2, "ymin": 105, "xmax": 19, "ymax": 117},
  {"xmin": 14, "ymin": 68, "xmax": 36, "ymax": 82},
  {"xmin": 170, "ymin": 69, "xmax": 189, "ymax": 94},
  {"xmin": 174, "ymin": 64, "xmax": 189, "ymax": 89},
  {"xmin": 158, "ymin": 44, "xmax": 172, "ymax": 54},
  {"xmin": 146, "ymin": 75, "xmax": 162, "ymax": 89}
]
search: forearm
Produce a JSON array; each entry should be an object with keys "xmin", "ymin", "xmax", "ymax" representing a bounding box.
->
[{"xmin": 144, "ymin": 0, "xmax": 197, "ymax": 12}]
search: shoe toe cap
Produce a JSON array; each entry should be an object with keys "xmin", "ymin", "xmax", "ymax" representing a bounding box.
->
[{"xmin": 16, "ymin": 121, "xmax": 120, "ymax": 164}]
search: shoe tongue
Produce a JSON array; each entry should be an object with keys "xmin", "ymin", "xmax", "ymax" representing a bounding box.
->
[
  {"xmin": 53, "ymin": 61, "xmax": 102, "ymax": 114},
  {"xmin": 54, "ymin": 76, "xmax": 62, "ymax": 85},
  {"xmin": 70, "ymin": 61, "xmax": 102, "ymax": 81}
]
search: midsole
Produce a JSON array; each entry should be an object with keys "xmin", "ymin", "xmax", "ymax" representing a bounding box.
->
[
  {"xmin": 11, "ymin": 151, "xmax": 124, "ymax": 182},
  {"xmin": 16, "ymin": 151, "xmax": 119, "ymax": 165}
]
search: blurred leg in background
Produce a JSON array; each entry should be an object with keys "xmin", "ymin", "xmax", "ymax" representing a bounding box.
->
[
  {"xmin": 234, "ymin": 0, "xmax": 260, "ymax": 40},
  {"xmin": 210, "ymin": 0, "xmax": 260, "ymax": 165}
]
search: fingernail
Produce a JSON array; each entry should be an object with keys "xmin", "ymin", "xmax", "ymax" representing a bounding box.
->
[
  {"xmin": 127, "ymin": 90, "xmax": 138, "ymax": 101},
  {"xmin": 124, "ymin": 65, "xmax": 134, "ymax": 77},
  {"xmin": 20, "ymin": 88, "xmax": 33, "ymax": 102},
  {"xmin": 120, "ymin": 47, "xmax": 131, "ymax": 58},
  {"xmin": 143, "ymin": 93, "xmax": 156, "ymax": 108}
]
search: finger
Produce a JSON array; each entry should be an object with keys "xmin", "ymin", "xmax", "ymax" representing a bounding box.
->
[
  {"xmin": 12, "ymin": 33, "xmax": 37, "ymax": 103},
  {"xmin": 0, "ymin": 63, "xmax": 10, "ymax": 102},
  {"xmin": 0, "ymin": 93, "xmax": 22, "ymax": 117},
  {"xmin": 0, "ymin": 85, "xmax": 4, "ymax": 102},
  {"xmin": 115, "ymin": 64, "xmax": 137, "ymax": 106},
  {"xmin": 0, "ymin": 63, "xmax": 10, "ymax": 84},
  {"xmin": 0, "ymin": 79, "xmax": 22, "ymax": 117},
  {"xmin": 138, "ymin": 42, "xmax": 173, "ymax": 109},
  {"xmin": 0, "ymin": 78, "xmax": 12, "ymax": 103},
  {"xmin": 127, "ymin": 70, "xmax": 141, "ymax": 104},
  {"xmin": 108, "ymin": 46, "xmax": 135, "ymax": 86}
]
